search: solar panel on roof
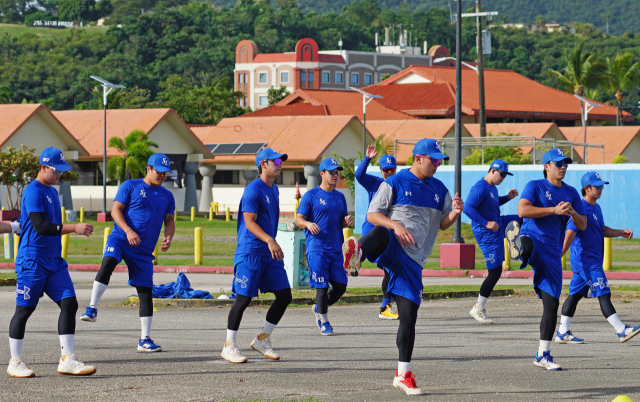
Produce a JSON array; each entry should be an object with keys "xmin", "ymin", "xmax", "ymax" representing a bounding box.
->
[
  {"xmin": 205, "ymin": 143, "xmax": 266, "ymax": 155},
  {"xmin": 235, "ymin": 143, "xmax": 265, "ymax": 154}
]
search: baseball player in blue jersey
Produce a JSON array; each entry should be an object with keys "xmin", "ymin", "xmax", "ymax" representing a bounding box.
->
[
  {"xmin": 556, "ymin": 171, "xmax": 640, "ymax": 344},
  {"xmin": 506, "ymin": 148, "xmax": 586, "ymax": 371},
  {"xmin": 80, "ymin": 153, "xmax": 176, "ymax": 353},
  {"xmin": 354, "ymin": 144, "xmax": 398, "ymax": 319},
  {"xmin": 221, "ymin": 148, "xmax": 292, "ymax": 363},
  {"xmin": 8, "ymin": 147, "xmax": 96, "ymax": 378},
  {"xmin": 464, "ymin": 159, "xmax": 519, "ymax": 324},
  {"xmin": 344, "ymin": 139, "xmax": 463, "ymax": 395},
  {"xmin": 297, "ymin": 157, "xmax": 353, "ymax": 336}
]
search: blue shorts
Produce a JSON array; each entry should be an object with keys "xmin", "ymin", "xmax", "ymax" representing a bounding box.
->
[
  {"xmin": 370, "ymin": 229, "xmax": 423, "ymax": 306},
  {"xmin": 307, "ymin": 251, "xmax": 348, "ymax": 288},
  {"xmin": 15, "ymin": 256, "xmax": 75, "ymax": 307},
  {"xmin": 569, "ymin": 266, "xmax": 610, "ymax": 298},
  {"xmin": 476, "ymin": 215, "xmax": 519, "ymax": 270},
  {"xmin": 104, "ymin": 235, "xmax": 154, "ymax": 288},
  {"xmin": 232, "ymin": 254, "xmax": 290, "ymax": 298},
  {"xmin": 521, "ymin": 234, "xmax": 562, "ymax": 299}
]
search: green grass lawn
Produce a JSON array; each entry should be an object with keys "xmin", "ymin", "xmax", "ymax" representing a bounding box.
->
[{"xmin": 0, "ymin": 23, "xmax": 108, "ymax": 38}]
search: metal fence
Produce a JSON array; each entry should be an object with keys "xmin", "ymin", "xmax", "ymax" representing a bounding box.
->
[{"xmin": 394, "ymin": 136, "xmax": 605, "ymax": 165}]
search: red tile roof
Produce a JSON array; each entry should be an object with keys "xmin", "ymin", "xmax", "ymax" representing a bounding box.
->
[
  {"xmin": 376, "ymin": 65, "xmax": 628, "ymax": 122},
  {"xmin": 251, "ymin": 53, "xmax": 345, "ymax": 64},
  {"xmin": 560, "ymin": 126, "xmax": 640, "ymax": 164},
  {"xmin": 362, "ymin": 83, "xmax": 455, "ymax": 116},
  {"xmin": 277, "ymin": 89, "xmax": 416, "ymax": 120},
  {"xmin": 242, "ymin": 103, "xmax": 328, "ymax": 118}
]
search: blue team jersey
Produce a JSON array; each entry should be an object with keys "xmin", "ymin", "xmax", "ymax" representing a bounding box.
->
[
  {"xmin": 520, "ymin": 179, "xmax": 585, "ymax": 257},
  {"xmin": 235, "ymin": 178, "xmax": 280, "ymax": 256},
  {"xmin": 297, "ymin": 187, "xmax": 348, "ymax": 253},
  {"xmin": 567, "ymin": 200, "xmax": 604, "ymax": 273},
  {"xmin": 111, "ymin": 179, "xmax": 176, "ymax": 255},
  {"xmin": 464, "ymin": 178, "xmax": 510, "ymax": 235},
  {"xmin": 355, "ymin": 157, "xmax": 384, "ymax": 231},
  {"xmin": 18, "ymin": 180, "xmax": 62, "ymax": 258}
]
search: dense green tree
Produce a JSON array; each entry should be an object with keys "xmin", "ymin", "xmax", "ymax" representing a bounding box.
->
[
  {"xmin": 267, "ymin": 85, "xmax": 290, "ymax": 105},
  {"xmin": 0, "ymin": 85, "xmax": 15, "ymax": 104},
  {"xmin": 604, "ymin": 53, "xmax": 640, "ymax": 125}
]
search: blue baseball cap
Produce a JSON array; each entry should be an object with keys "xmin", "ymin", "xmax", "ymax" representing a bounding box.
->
[
  {"xmin": 319, "ymin": 157, "xmax": 343, "ymax": 171},
  {"xmin": 40, "ymin": 147, "xmax": 72, "ymax": 172},
  {"xmin": 412, "ymin": 139, "xmax": 449, "ymax": 160},
  {"xmin": 380, "ymin": 155, "xmax": 397, "ymax": 170},
  {"xmin": 255, "ymin": 148, "xmax": 288, "ymax": 167},
  {"xmin": 581, "ymin": 171, "xmax": 609, "ymax": 188},
  {"xmin": 542, "ymin": 148, "xmax": 573, "ymax": 165},
  {"xmin": 147, "ymin": 153, "xmax": 172, "ymax": 172},
  {"xmin": 489, "ymin": 159, "xmax": 513, "ymax": 176}
]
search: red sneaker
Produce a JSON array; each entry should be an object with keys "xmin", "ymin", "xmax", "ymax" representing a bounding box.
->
[
  {"xmin": 342, "ymin": 236, "xmax": 360, "ymax": 275},
  {"xmin": 393, "ymin": 370, "xmax": 424, "ymax": 395}
]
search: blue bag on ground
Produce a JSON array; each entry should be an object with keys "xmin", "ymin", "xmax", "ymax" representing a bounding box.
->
[{"xmin": 151, "ymin": 273, "xmax": 213, "ymax": 299}]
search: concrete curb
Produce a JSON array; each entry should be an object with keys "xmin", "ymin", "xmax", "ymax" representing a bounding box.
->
[
  {"xmin": 124, "ymin": 289, "xmax": 516, "ymax": 308},
  {"xmin": 0, "ymin": 278, "xmax": 16, "ymax": 286}
]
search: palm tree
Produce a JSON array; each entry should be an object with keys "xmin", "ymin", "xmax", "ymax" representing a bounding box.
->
[
  {"xmin": 106, "ymin": 129, "xmax": 159, "ymax": 184},
  {"xmin": 604, "ymin": 53, "xmax": 640, "ymax": 126},
  {"xmin": 548, "ymin": 40, "xmax": 607, "ymax": 127},
  {"xmin": 604, "ymin": 13, "xmax": 611, "ymax": 35},
  {"xmin": 535, "ymin": 14, "xmax": 546, "ymax": 30},
  {"xmin": 0, "ymin": 85, "xmax": 15, "ymax": 104}
]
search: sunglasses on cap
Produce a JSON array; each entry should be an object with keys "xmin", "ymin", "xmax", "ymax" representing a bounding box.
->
[
  {"xmin": 549, "ymin": 161, "xmax": 568, "ymax": 169},
  {"xmin": 323, "ymin": 169, "xmax": 340, "ymax": 176},
  {"xmin": 416, "ymin": 155, "xmax": 442, "ymax": 167},
  {"xmin": 383, "ymin": 168, "xmax": 396, "ymax": 174},
  {"xmin": 45, "ymin": 165, "xmax": 63, "ymax": 175}
]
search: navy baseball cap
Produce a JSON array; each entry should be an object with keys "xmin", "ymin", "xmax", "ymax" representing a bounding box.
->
[
  {"xmin": 147, "ymin": 153, "xmax": 172, "ymax": 173},
  {"xmin": 412, "ymin": 139, "xmax": 449, "ymax": 160},
  {"xmin": 40, "ymin": 147, "xmax": 72, "ymax": 172},
  {"xmin": 542, "ymin": 148, "xmax": 573, "ymax": 165},
  {"xmin": 581, "ymin": 171, "xmax": 609, "ymax": 188},
  {"xmin": 380, "ymin": 155, "xmax": 397, "ymax": 170},
  {"xmin": 255, "ymin": 148, "xmax": 288, "ymax": 167},
  {"xmin": 319, "ymin": 157, "xmax": 343, "ymax": 171},
  {"xmin": 489, "ymin": 159, "xmax": 513, "ymax": 176}
]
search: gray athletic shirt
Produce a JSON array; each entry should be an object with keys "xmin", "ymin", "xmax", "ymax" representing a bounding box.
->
[{"xmin": 367, "ymin": 169, "xmax": 452, "ymax": 267}]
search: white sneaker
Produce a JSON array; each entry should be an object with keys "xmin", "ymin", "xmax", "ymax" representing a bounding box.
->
[
  {"xmin": 7, "ymin": 357, "xmax": 35, "ymax": 378},
  {"xmin": 57, "ymin": 354, "xmax": 97, "ymax": 376},
  {"xmin": 342, "ymin": 236, "xmax": 360, "ymax": 275},
  {"xmin": 533, "ymin": 351, "xmax": 562, "ymax": 371},
  {"xmin": 469, "ymin": 304, "xmax": 493, "ymax": 324},
  {"xmin": 221, "ymin": 341, "xmax": 247, "ymax": 363},
  {"xmin": 393, "ymin": 371, "xmax": 424, "ymax": 395},
  {"xmin": 250, "ymin": 333, "xmax": 280, "ymax": 360}
]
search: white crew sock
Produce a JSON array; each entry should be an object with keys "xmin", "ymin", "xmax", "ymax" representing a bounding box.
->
[
  {"xmin": 559, "ymin": 315, "xmax": 572, "ymax": 334},
  {"xmin": 140, "ymin": 316, "xmax": 152, "ymax": 339},
  {"xmin": 226, "ymin": 329, "xmax": 238, "ymax": 344},
  {"xmin": 398, "ymin": 361, "xmax": 411, "ymax": 376},
  {"xmin": 9, "ymin": 338, "xmax": 23, "ymax": 359},
  {"xmin": 89, "ymin": 281, "xmax": 108, "ymax": 308},
  {"xmin": 261, "ymin": 321, "xmax": 276, "ymax": 335},
  {"xmin": 607, "ymin": 313, "xmax": 626, "ymax": 334},
  {"xmin": 477, "ymin": 295, "xmax": 488, "ymax": 310},
  {"xmin": 320, "ymin": 313, "xmax": 329, "ymax": 324},
  {"xmin": 538, "ymin": 340, "xmax": 551, "ymax": 356},
  {"xmin": 59, "ymin": 334, "xmax": 74, "ymax": 356}
]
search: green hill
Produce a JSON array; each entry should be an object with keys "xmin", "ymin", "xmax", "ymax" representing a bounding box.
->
[{"xmin": 210, "ymin": 0, "xmax": 639, "ymax": 36}]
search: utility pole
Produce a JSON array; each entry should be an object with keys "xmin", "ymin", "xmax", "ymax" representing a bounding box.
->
[
  {"xmin": 452, "ymin": 0, "xmax": 464, "ymax": 244},
  {"xmin": 476, "ymin": 0, "xmax": 487, "ymax": 138}
]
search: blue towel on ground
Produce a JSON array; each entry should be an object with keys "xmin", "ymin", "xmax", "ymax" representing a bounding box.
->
[{"xmin": 151, "ymin": 273, "xmax": 213, "ymax": 299}]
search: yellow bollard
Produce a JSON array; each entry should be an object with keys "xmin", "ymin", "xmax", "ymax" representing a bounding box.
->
[
  {"xmin": 343, "ymin": 227, "xmax": 352, "ymax": 240},
  {"xmin": 561, "ymin": 252, "xmax": 567, "ymax": 270},
  {"xmin": 61, "ymin": 207, "xmax": 66, "ymax": 223},
  {"xmin": 295, "ymin": 199, "xmax": 300, "ymax": 220},
  {"xmin": 13, "ymin": 234, "xmax": 18, "ymax": 262},
  {"xmin": 604, "ymin": 237, "xmax": 612, "ymax": 272},
  {"xmin": 153, "ymin": 241, "xmax": 159, "ymax": 265},
  {"xmin": 194, "ymin": 227, "xmax": 203, "ymax": 265},
  {"xmin": 61, "ymin": 233, "xmax": 69, "ymax": 259},
  {"xmin": 212, "ymin": 202, "xmax": 219, "ymax": 214},
  {"xmin": 1, "ymin": 207, "xmax": 4, "ymax": 210},
  {"xmin": 209, "ymin": 207, "xmax": 213, "ymax": 221},
  {"xmin": 502, "ymin": 238, "xmax": 511, "ymax": 270},
  {"xmin": 226, "ymin": 207, "xmax": 230, "ymax": 222},
  {"xmin": 174, "ymin": 208, "xmax": 177, "ymax": 221},
  {"xmin": 191, "ymin": 206, "xmax": 195, "ymax": 222},
  {"xmin": 103, "ymin": 227, "xmax": 111, "ymax": 253},
  {"xmin": 79, "ymin": 207, "xmax": 85, "ymax": 223}
]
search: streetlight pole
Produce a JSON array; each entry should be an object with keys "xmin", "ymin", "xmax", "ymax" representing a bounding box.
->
[
  {"xmin": 476, "ymin": 0, "xmax": 487, "ymax": 138},
  {"xmin": 90, "ymin": 76, "xmax": 125, "ymax": 219},
  {"xmin": 452, "ymin": 0, "xmax": 464, "ymax": 244},
  {"xmin": 574, "ymin": 94, "xmax": 603, "ymax": 164},
  {"xmin": 351, "ymin": 87, "xmax": 383, "ymax": 157}
]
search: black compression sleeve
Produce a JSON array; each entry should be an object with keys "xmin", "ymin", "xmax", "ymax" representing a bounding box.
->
[{"xmin": 28, "ymin": 212, "xmax": 63, "ymax": 236}]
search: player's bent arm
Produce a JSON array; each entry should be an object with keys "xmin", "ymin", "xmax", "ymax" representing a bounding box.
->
[
  {"xmin": 570, "ymin": 213, "xmax": 587, "ymax": 231},
  {"xmin": 518, "ymin": 199, "xmax": 554, "ymax": 219},
  {"xmin": 244, "ymin": 212, "xmax": 275, "ymax": 244},
  {"xmin": 562, "ymin": 229, "xmax": 577, "ymax": 256},
  {"xmin": 111, "ymin": 201, "xmax": 134, "ymax": 233},
  {"xmin": 295, "ymin": 214, "xmax": 311, "ymax": 230},
  {"xmin": 163, "ymin": 215, "xmax": 175, "ymax": 240},
  {"xmin": 604, "ymin": 226, "xmax": 632, "ymax": 239},
  {"xmin": 439, "ymin": 209, "xmax": 460, "ymax": 231}
]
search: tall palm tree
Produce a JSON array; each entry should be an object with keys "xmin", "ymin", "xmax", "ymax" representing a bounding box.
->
[
  {"xmin": 604, "ymin": 52, "xmax": 640, "ymax": 126},
  {"xmin": 106, "ymin": 129, "xmax": 159, "ymax": 184},
  {"xmin": 548, "ymin": 40, "xmax": 607, "ymax": 127},
  {"xmin": 535, "ymin": 14, "xmax": 546, "ymax": 30},
  {"xmin": 0, "ymin": 85, "xmax": 15, "ymax": 104},
  {"xmin": 604, "ymin": 13, "xmax": 611, "ymax": 35}
]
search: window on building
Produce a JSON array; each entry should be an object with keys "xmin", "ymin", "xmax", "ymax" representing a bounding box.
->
[
  {"xmin": 294, "ymin": 172, "xmax": 308, "ymax": 185},
  {"xmin": 239, "ymin": 74, "xmax": 243, "ymax": 84},
  {"xmin": 244, "ymin": 73, "xmax": 248, "ymax": 83},
  {"xmin": 259, "ymin": 96, "xmax": 268, "ymax": 107},
  {"xmin": 308, "ymin": 72, "xmax": 313, "ymax": 82},
  {"xmin": 274, "ymin": 172, "xmax": 283, "ymax": 185},
  {"xmin": 336, "ymin": 72, "xmax": 343, "ymax": 84},
  {"xmin": 301, "ymin": 72, "xmax": 306, "ymax": 82},
  {"xmin": 239, "ymin": 98, "xmax": 243, "ymax": 107},
  {"xmin": 364, "ymin": 74, "xmax": 372, "ymax": 85},
  {"xmin": 351, "ymin": 73, "xmax": 359, "ymax": 85},
  {"xmin": 212, "ymin": 170, "xmax": 240, "ymax": 185},
  {"xmin": 281, "ymin": 71, "xmax": 289, "ymax": 83},
  {"xmin": 244, "ymin": 96, "xmax": 247, "ymax": 107},
  {"xmin": 259, "ymin": 72, "xmax": 267, "ymax": 83},
  {"xmin": 322, "ymin": 72, "xmax": 330, "ymax": 83}
]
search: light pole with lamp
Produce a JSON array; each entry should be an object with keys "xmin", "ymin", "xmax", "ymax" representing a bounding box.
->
[
  {"xmin": 350, "ymin": 87, "xmax": 383, "ymax": 157},
  {"xmin": 574, "ymin": 94, "xmax": 603, "ymax": 164},
  {"xmin": 90, "ymin": 76, "xmax": 126, "ymax": 221}
]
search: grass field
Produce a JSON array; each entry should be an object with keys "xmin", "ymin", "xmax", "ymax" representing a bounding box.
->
[{"xmin": 0, "ymin": 23, "xmax": 108, "ymax": 38}]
